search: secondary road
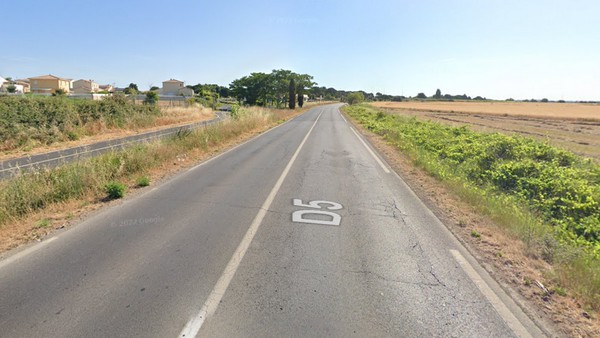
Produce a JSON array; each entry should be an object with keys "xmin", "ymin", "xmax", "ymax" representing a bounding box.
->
[
  {"xmin": 0, "ymin": 104, "xmax": 548, "ymax": 337},
  {"xmin": 0, "ymin": 112, "xmax": 226, "ymax": 179}
]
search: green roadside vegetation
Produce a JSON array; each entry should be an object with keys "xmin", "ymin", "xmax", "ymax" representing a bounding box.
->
[
  {"xmin": 343, "ymin": 104, "xmax": 600, "ymax": 310},
  {"xmin": 0, "ymin": 107, "xmax": 280, "ymax": 237},
  {"xmin": 0, "ymin": 95, "xmax": 160, "ymax": 151}
]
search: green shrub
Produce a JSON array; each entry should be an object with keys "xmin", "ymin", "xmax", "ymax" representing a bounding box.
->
[
  {"xmin": 0, "ymin": 95, "xmax": 160, "ymax": 150},
  {"xmin": 105, "ymin": 181, "xmax": 126, "ymax": 199},
  {"xmin": 346, "ymin": 92, "xmax": 365, "ymax": 105},
  {"xmin": 230, "ymin": 104, "xmax": 241, "ymax": 119},
  {"xmin": 136, "ymin": 176, "xmax": 150, "ymax": 187},
  {"xmin": 144, "ymin": 91, "xmax": 159, "ymax": 105}
]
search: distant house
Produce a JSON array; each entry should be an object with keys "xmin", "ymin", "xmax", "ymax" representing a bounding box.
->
[
  {"xmin": 99, "ymin": 84, "xmax": 114, "ymax": 92},
  {"xmin": 0, "ymin": 77, "xmax": 29, "ymax": 94},
  {"xmin": 161, "ymin": 79, "xmax": 194, "ymax": 97},
  {"xmin": 73, "ymin": 79, "xmax": 100, "ymax": 94},
  {"xmin": 15, "ymin": 79, "xmax": 30, "ymax": 93},
  {"xmin": 72, "ymin": 79, "xmax": 100, "ymax": 94},
  {"xmin": 29, "ymin": 74, "xmax": 72, "ymax": 94},
  {"xmin": 0, "ymin": 77, "xmax": 7, "ymax": 93}
]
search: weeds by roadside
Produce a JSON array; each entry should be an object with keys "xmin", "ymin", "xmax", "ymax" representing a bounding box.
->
[
  {"xmin": 136, "ymin": 176, "xmax": 150, "ymax": 187},
  {"xmin": 343, "ymin": 104, "xmax": 600, "ymax": 311},
  {"xmin": 0, "ymin": 106, "xmax": 293, "ymax": 251},
  {"xmin": 105, "ymin": 182, "xmax": 126, "ymax": 199}
]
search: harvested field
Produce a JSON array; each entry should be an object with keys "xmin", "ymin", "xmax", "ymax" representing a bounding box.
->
[
  {"xmin": 371, "ymin": 101, "xmax": 600, "ymax": 162},
  {"xmin": 372, "ymin": 101, "xmax": 600, "ymax": 120}
]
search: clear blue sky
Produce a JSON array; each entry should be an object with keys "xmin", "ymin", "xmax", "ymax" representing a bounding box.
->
[{"xmin": 2, "ymin": 0, "xmax": 598, "ymax": 101}]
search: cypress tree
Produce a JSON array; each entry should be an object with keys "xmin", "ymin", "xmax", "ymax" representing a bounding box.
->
[{"xmin": 288, "ymin": 79, "xmax": 296, "ymax": 109}]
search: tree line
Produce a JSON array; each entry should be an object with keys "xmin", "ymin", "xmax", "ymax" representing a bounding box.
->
[
  {"xmin": 184, "ymin": 72, "xmax": 506, "ymax": 108},
  {"xmin": 227, "ymin": 69, "xmax": 315, "ymax": 108},
  {"xmin": 186, "ymin": 70, "xmax": 375, "ymax": 108}
]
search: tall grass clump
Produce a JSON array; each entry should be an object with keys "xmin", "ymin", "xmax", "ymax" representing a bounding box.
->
[
  {"xmin": 166, "ymin": 106, "xmax": 272, "ymax": 152},
  {"xmin": 344, "ymin": 104, "xmax": 600, "ymax": 309}
]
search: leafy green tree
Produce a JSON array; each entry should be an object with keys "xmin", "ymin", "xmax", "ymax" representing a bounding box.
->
[
  {"xmin": 52, "ymin": 88, "xmax": 67, "ymax": 96},
  {"xmin": 293, "ymin": 74, "xmax": 315, "ymax": 95},
  {"xmin": 187, "ymin": 83, "xmax": 230, "ymax": 99},
  {"xmin": 144, "ymin": 91, "xmax": 159, "ymax": 105},
  {"xmin": 6, "ymin": 85, "xmax": 16, "ymax": 93},
  {"xmin": 416, "ymin": 92, "xmax": 427, "ymax": 99},
  {"xmin": 149, "ymin": 86, "xmax": 159, "ymax": 91},
  {"xmin": 229, "ymin": 70, "xmax": 316, "ymax": 107},
  {"xmin": 346, "ymin": 92, "xmax": 365, "ymax": 105},
  {"xmin": 124, "ymin": 83, "xmax": 138, "ymax": 94},
  {"xmin": 272, "ymin": 69, "xmax": 293, "ymax": 107},
  {"xmin": 434, "ymin": 89, "xmax": 442, "ymax": 99},
  {"xmin": 229, "ymin": 72, "xmax": 271, "ymax": 106},
  {"xmin": 289, "ymin": 78, "xmax": 296, "ymax": 109}
]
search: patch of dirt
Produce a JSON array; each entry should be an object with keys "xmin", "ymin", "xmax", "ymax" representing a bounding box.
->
[{"xmin": 345, "ymin": 112, "xmax": 600, "ymax": 338}]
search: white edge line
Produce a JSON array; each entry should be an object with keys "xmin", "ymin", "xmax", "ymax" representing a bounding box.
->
[
  {"xmin": 450, "ymin": 249, "xmax": 533, "ymax": 338},
  {"xmin": 348, "ymin": 125, "xmax": 390, "ymax": 174},
  {"xmin": 339, "ymin": 112, "xmax": 348, "ymax": 124},
  {"xmin": 0, "ymin": 237, "xmax": 58, "ymax": 270},
  {"xmin": 187, "ymin": 109, "xmax": 311, "ymax": 172},
  {"xmin": 179, "ymin": 111, "xmax": 324, "ymax": 338}
]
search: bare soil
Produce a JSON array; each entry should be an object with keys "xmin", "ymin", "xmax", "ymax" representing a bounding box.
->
[
  {"xmin": 371, "ymin": 102, "xmax": 600, "ymax": 163},
  {"xmin": 345, "ymin": 106, "xmax": 600, "ymax": 337}
]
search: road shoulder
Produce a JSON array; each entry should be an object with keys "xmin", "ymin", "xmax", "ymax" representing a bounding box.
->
[{"xmin": 342, "ymin": 110, "xmax": 600, "ymax": 337}]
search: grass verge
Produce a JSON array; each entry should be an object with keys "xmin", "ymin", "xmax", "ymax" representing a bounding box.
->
[
  {"xmin": 343, "ymin": 104, "xmax": 600, "ymax": 312},
  {"xmin": 0, "ymin": 106, "xmax": 300, "ymax": 252}
]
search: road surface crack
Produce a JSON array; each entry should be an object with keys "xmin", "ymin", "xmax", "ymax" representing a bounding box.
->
[
  {"xmin": 344, "ymin": 269, "xmax": 442, "ymax": 288},
  {"xmin": 380, "ymin": 198, "xmax": 408, "ymax": 225}
]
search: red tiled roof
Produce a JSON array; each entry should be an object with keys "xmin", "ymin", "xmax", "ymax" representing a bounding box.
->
[{"xmin": 28, "ymin": 74, "xmax": 72, "ymax": 81}]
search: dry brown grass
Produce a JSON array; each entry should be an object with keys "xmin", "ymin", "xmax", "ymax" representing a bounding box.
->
[
  {"xmin": 372, "ymin": 101, "xmax": 600, "ymax": 120},
  {"xmin": 155, "ymin": 104, "xmax": 213, "ymax": 126}
]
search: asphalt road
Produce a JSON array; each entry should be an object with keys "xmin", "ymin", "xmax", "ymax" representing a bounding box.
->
[
  {"xmin": 0, "ymin": 112, "xmax": 226, "ymax": 179},
  {"xmin": 0, "ymin": 104, "xmax": 548, "ymax": 337}
]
